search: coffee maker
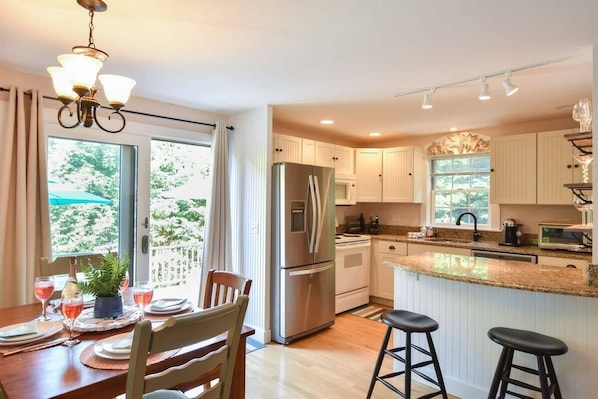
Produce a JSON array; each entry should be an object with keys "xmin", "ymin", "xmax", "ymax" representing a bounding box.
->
[{"xmin": 500, "ymin": 218, "xmax": 521, "ymax": 246}]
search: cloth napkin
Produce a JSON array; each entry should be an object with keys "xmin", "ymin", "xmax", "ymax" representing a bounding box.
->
[
  {"xmin": 149, "ymin": 298, "xmax": 186, "ymax": 311},
  {"xmin": 0, "ymin": 320, "xmax": 38, "ymax": 338},
  {"xmin": 111, "ymin": 332, "xmax": 133, "ymax": 350}
]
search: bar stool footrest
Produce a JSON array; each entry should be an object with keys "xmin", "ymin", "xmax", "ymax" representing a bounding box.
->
[
  {"xmin": 503, "ymin": 376, "xmax": 542, "ymax": 392},
  {"xmin": 413, "ymin": 368, "xmax": 441, "ymax": 387},
  {"xmin": 511, "ymin": 363, "xmax": 540, "ymax": 376},
  {"xmin": 504, "ymin": 389, "xmax": 536, "ymax": 399}
]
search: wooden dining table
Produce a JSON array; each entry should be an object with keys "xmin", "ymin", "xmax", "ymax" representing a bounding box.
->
[{"xmin": 0, "ymin": 302, "xmax": 254, "ymax": 399}]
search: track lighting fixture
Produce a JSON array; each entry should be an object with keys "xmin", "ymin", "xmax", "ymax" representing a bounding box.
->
[
  {"xmin": 478, "ymin": 78, "xmax": 491, "ymax": 101},
  {"xmin": 422, "ymin": 90, "xmax": 434, "ymax": 109},
  {"xmin": 394, "ymin": 58, "xmax": 564, "ymax": 108},
  {"xmin": 501, "ymin": 72, "xmax": 519, "ymax": 96}
]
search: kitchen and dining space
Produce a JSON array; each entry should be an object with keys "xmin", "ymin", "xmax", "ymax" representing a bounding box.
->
[{"xmin": 3, "ymin": 1, "xmax": 598, "ymax": 398}]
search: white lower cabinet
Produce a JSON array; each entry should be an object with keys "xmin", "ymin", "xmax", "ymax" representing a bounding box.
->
[
  {"xmin": 370, "ymin": 240, "xmax": 407, "ymax": 301},
  {"xmin": 537, "ymin": 255, "xmax": 588, "ymax": 269}
]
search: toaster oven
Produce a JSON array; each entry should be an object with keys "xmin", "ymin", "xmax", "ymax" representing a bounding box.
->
[{"xmin": 538, "ymin": 221, "xmax": 591, "ymax": 253}]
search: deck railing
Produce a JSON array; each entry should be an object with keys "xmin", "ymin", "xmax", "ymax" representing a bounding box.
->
[{"xmin": 150, "ymin": 243, "xmax": 203, "ymax": 288}]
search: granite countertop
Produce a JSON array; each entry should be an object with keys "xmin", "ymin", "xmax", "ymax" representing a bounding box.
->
[
  {"xmin": 371, "ymin": 234, "xmax": 593, "ymax": 261},
  {"xmin": 384, "ymin": 252, "xmax": 598, "ymax": 298}
]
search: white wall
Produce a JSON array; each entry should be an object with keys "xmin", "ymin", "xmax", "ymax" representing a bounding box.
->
[{"xmin": 228, "ymin": 106, "xmax": 271, "ymax": 343}]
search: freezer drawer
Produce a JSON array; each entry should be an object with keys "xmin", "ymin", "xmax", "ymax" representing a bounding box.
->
[{"xmin": 275, "ymin": 262, "xmax": 335, "ymax": 343}]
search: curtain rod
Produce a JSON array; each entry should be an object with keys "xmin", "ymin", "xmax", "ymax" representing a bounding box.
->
[{"xmin": 0, "ymin": 87, "xmax": 234, "ymax": 131}]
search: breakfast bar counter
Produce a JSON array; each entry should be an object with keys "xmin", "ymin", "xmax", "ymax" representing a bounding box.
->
[
  {"xmin": 385, "ymin": 252, "xmax": 598, "ymax": 399},
  {"xmin": 384, "ymin": 251, "xmax": 598, "ymax": 297}
]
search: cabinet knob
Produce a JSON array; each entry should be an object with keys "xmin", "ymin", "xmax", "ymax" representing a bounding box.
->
[
  {"xmin": 389, "ymin": 245, "xmax": 395, "ymax": 250},
  {"xmin": 567, "ymin": 164, "xmax": 572, "ymax": 169},
  {"xmin": 574, "ymin": 164, "xmax": 579, "ymax": 168},
  {"xmin": 408, "ymin": 172, "xmax": 412, "ymax": 176},
  {"xmin": 490, "ymin": 168, "xmax": 495, "ymax": 172}
]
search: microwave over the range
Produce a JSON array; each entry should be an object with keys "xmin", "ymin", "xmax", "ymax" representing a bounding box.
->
[
  {"xmin": 334, "ymin": 173, "xmax": 357, "ymax": 205},
  {"xmin": 538, "ymin": 221, "xmax": 591, "ymax": 253}
]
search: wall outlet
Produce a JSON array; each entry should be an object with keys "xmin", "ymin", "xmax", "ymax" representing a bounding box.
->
[{"xmin": 250, "ymin": 222, "xmax": 259, "ymax": 235}]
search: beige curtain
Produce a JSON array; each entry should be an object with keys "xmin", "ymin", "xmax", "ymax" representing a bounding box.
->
[
  {"xmin": 199, "ymin": 122, "xmax": 232, "ymax": 303},
  {"xmin": 0, "ymin": 86, "xmax": 51, "ymax": 307}
]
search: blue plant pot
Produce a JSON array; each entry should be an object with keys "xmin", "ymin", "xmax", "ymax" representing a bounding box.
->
[{"xmin": 94, "ymin": 294, "xmax": 124, "ymax": 319}]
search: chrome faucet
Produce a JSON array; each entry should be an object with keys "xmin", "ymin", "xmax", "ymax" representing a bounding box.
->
[{"xmin": 456, "ymin": 212, "xmax": 481, "ymax": 241}]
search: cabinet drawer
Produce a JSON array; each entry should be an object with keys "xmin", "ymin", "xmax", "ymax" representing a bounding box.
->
[
  {"xmin": 377, "ymin": 240, "xmax": 407, "ymax": 256},
  {"xmin": 537, "ymin": 256, "xmax": 588, "ymax": 269}
]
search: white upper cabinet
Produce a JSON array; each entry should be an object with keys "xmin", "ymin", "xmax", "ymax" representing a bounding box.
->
[
  {"xmin": 490, "ymin": 133, "xmax": 536, "ymax": 204},
  {"xmin": 356, "ymin": 148, "xmax": 383, "ymax": 202},
  {"xmin": 356, "ymin": 146, "xmax": 422, "ymax": 203},
  {"xmin": 301, "ymin": 139, "xmax": 315, "ymax": 165},
  {"xmin": 314, "ymin": 142, "xmax": 355, "ymax": 174},
  {"xmin": 382, "ymin": 146, "xmax": 422, "ymax": 203},
  {"xmin": 537, "ymin": 129, "xmax": 581, "ymax": 205},
  {"xmin": 272, "ymin": 133, "xmax": 302, "ymax": 163}
]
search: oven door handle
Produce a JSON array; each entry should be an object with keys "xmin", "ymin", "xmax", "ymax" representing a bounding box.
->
[
  {"xmin": 289, "ymin": 263, "xmax": 334, "ymax": 277},
  {"xmin": 335, "ymin": 242, "xmax": 371, "ymax": 250}
]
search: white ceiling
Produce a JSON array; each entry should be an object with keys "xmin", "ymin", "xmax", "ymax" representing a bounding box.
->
[{"xmin": 1, "ymin": 0, "xmax": 597, "ymax": 145}]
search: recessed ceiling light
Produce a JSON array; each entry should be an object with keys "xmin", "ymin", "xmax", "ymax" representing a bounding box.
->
[
  {"xmin": 369, "ymin": 132, "xmax": 381, "ymax": 137},
  {"xmin": 320, "ymin": 119, "xmax": 334, "ymax": 125},
  {"xmin": 449, "ymin": 127, "xmax": 458, "ymax": 132}
]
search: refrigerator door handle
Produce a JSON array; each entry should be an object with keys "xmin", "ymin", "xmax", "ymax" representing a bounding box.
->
[
  {"xmin": 308, "ymin": 174, "xmax": 317, "ymax": 253},
  {"xmin": 289, "ymin": 263, "xmax": 334, "ymax": 277},
  {"xmin": 313, "ymin": 175, "xmax": 323, "ymax": 253}
]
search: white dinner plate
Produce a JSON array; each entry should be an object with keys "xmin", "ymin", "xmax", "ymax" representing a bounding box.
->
[
  {"xmin": 100, "ymin": 332, "xmax": 133, "ymax": 355},
  {"xmin": 144, "ymin": 299, "xmax": 192, "ymax": 315},
  {"xmin": 0, "ymin": 321, "xmax": 63, "ymax": 346},
  {"xmin": 94, "ymin": 343, "xmax": 130, "ymax": 360}
]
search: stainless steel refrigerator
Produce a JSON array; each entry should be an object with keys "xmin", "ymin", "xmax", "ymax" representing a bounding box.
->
[{"xmin": 271, "ymin": 162, "xmax": 336, "ymax": 344}]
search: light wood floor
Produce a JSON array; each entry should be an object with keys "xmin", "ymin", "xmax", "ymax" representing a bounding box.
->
[{"xmin": 246, "ymin": 312, "xmax": 459, "ymax": 399}]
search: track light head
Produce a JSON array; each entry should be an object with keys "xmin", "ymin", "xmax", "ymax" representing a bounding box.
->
[
  {"xmin": 422, "ymin": 89, "xmax": 434, "ymax": 109},
  {"xmin": 502, "ymin": 72, "xmax": 519, "ymax": 96},
  {"xmin": 479, "ymin": 78, "xmax": 491, "ymax": 101}
]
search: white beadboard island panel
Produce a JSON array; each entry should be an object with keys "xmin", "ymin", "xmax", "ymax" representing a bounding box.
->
[{"xmin": 393, "ymin": 268, "xmax": 598, "ymax": 399}]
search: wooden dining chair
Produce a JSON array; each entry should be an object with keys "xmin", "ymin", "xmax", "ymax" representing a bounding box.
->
[
  {"xmin": 202, "ymin": 269, "xmax": 252, "ymax": 309},
  {"xmin": 125, "ymin": 295, "xmax": 249, "ymax": 399}
]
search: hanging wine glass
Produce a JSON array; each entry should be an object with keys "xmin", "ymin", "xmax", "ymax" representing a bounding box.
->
[
  {"xmin": 573, "ymin": 98, "xmax": 592, "ymax": 132},
  {"xmin": 573, "ymin": 198, "xmax": 592, "ymax": 226},
  {"xmin": 572, "ymin": 102, "xmax": 583, "ymax": 131},
  {"xmin": 573, "ymin": 152, "xmax": 593, "ymax": 183},
  {"xmin": 580, "ymin": 98, "xmax": 592, "ymax": 132}
]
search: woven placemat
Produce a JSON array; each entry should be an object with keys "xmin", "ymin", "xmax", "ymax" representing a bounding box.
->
[{"xmin": 80, "ymin": 342, "xmax": 179, "ymax": 370}]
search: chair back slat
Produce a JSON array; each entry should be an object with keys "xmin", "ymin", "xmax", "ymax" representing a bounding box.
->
[{"xmin": 203, "ymin": 269, "xmax": 252, "ymax": 309}]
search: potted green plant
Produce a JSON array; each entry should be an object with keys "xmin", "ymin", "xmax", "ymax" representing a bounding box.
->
[{"xmin": 77, "ymin": 253, "xmax": 130, "ymax": 319}]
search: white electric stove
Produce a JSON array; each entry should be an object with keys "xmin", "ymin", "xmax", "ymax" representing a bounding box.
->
[{"xmin": 334, "ymin": 234, "xmax": 371, "ymax": 313}]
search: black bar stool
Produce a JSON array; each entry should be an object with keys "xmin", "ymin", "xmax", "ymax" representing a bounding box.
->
[
  {"xmin": 367, "ymin": 309, "xmax": 448, "ymax": 399},
  {"xmin": 487, "ymin": 327, "xmax": 568, "ymax": 399}
]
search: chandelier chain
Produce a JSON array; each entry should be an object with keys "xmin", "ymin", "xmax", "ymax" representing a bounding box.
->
[{"xmin": 88, "ymin": 10, "xmax": 96, "ymax": 49}]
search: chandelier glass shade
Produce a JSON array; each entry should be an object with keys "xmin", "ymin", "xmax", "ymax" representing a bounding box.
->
[{"xmin": 47, "ymin": 0, "xmax": 135, "ymax": 133}]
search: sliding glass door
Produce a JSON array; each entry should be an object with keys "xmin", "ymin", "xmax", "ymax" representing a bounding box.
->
[{"xmin": 45, "ymin": 116, "xmax": 212, "ymax": 291}]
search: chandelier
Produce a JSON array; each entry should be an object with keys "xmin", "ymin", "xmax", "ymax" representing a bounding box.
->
[{"xmin": 47, "ymin": 0, "xmax": 135, "ymax": 133}]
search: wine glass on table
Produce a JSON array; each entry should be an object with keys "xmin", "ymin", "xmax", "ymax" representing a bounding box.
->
[
  {"xmin": 133, "ymin": 281, "xmax": 154, "ymax": 320},
  {"xmin": 61, "ymin": 290, "xmax": 84, "ymax": 346},
  {"xmin": 34, "ymin": 276, "xmax": 55, "ymax": 321},
  {"xmin": 119, "ymin": 270, "xmax": 130, "ymax": 294}
]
